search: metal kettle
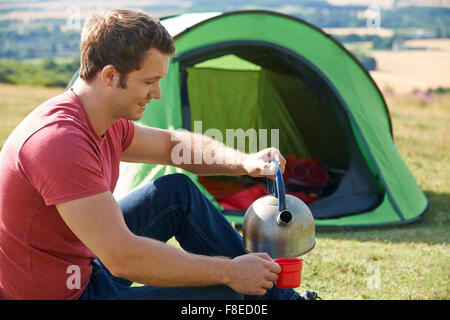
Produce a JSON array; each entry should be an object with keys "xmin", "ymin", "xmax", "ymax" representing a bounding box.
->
[{"xmin": 243, "ymin": 161, "xmax": 316, "ymax": 258}]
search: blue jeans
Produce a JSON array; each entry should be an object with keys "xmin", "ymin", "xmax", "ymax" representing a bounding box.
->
[{"xmin": 79, "ymin": 173, "xmax": 299, "ymax": 300}]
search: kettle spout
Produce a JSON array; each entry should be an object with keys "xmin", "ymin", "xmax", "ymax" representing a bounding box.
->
[{"xmin": 277, "ymin": 210, "xmax": 292, "ymax": 227}]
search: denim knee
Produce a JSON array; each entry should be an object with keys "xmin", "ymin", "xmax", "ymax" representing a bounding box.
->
[{"xmin": 153, "ymin": 173, "xmax": 194, "ymax": 193}]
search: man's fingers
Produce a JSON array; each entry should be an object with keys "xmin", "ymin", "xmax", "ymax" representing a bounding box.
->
[
  {"xmin": 252, "ymin": 252, "xmax": 281, "ymax": 274},
  {"xmin": 266, "ymin": 271, "xmax": 278, "ymax": 283},
  {"xmin": 256, "ymin": 288, "xmax": 267, "ymax": 295},
  {"xmin": 269, "ymin": 260, "xmax": 282, "ymax": 274},
  {"xmin": 267, "ymin": 148, "xmax": 286, "ymax": 173},
  {"xmin": 253, "ymin": 252, "xmax": 272, "ymax": 261},
  {"xmin": 261, "ymin": 161, "xmax": 275, "ymax": 176},
  {"xmin": 245, "ymin": 147, "xmax": 286, "ymax": 178},
  {"xmin": 262, "ymin": 280, "xmax": 274, "ymax": 290}
]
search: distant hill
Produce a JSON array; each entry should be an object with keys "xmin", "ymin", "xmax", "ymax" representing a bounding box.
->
[{"xmin": 0, "ymin": 0, "xmax": 449, "ymax": 60}]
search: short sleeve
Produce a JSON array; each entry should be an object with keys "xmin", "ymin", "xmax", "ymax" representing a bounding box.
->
[
  {"xmin": 116, "ymin": 118, "xmax": 135, "ymax": 152},
  {"xmin": 19, "ymin": 124, "xmax": 110, "ymax": 206}
]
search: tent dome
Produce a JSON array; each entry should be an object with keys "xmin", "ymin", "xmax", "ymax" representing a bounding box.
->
[{"xmin": 68, "ymin": 10, "xmax": 428, "ymax": 227}]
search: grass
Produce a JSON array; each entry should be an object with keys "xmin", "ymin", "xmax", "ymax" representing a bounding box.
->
[
  {"xmin": 0, "ymin": 83, "xmax": 64, "ymax": 149},
  {"xmin": 0, "ymin": 83, "xmax": 448, "ymax": 300},
  {"xmin": 304, "ymin": 93, "xmax": 450, "ymax": 300}
]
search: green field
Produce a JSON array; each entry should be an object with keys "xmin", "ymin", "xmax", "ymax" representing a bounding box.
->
[{"xmin": 0, "ymin": 83, "xmax": 448, "ymax": 299}]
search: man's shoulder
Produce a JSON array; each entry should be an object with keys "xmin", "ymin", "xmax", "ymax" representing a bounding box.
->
[
  {"xmin": 27, "ymin": 120, "xmax": 88, "ymax": 147},
  {"xmin": 7, "ymin": 90, "xmax": 89, "ymax": 150}
]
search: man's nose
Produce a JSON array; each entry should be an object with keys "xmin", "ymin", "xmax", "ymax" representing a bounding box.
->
[{"xmin": 149, "ymin": 85, "xmax": 162, "ymax": 100}]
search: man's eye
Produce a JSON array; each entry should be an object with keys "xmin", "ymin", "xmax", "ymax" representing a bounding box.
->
[{"xmin": 145, "ymin": 81, "xmax": 155, "ymax": 85}]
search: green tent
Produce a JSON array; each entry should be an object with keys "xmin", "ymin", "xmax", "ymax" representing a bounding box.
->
[{"xmin": 68, "ymin": 10, "xmax": 428, "ymax": 227}]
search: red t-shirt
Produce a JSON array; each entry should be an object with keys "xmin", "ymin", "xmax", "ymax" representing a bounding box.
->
[{"xmin": 0, "ymin": 89, "xmax": 135, "ymax": 299}]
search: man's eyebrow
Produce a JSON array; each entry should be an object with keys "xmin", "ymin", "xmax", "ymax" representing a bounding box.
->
[{"xmin": 142, "ymin": 76, "xmax": 162, "ymax": 80}]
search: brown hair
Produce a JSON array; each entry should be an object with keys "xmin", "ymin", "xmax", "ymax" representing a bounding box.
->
[{"xmin": 79, "ymin": 9, "xmax": 175, "ymax": 88}]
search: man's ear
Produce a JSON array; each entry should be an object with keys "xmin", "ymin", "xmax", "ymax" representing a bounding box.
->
[{"xmin": 100, "ymin": 65, "xmax": 118, "ymax": 87}]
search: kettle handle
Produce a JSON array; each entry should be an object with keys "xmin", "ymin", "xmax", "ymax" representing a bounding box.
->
[{"xmin": 267, "ymin": 161, "xmax": 287, "ymax": 212}]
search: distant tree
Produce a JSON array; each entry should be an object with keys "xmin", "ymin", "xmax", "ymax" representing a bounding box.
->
[
  {"xmin": 360, "ymin": 56, "xmax": 376, "ymax": 71},
  {"xmin": 41, "ymin": 58, "xmax": 57, "ymax": 70}
]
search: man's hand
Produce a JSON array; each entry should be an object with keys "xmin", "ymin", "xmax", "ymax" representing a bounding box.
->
[
  {"xmin": 225, "ymin": 253, "xmax": 281, "ymax": 295},
  {"xmin": 242, "ymin": 147, "xmax": 286, "ymax": 178}
]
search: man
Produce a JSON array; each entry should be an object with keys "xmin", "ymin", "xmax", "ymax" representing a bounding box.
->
[{"xmin": 0, "ymin": 9, "xmax": 312, "ymax": 300}]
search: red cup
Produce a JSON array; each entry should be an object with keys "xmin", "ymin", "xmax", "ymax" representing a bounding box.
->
[{"xmin": 274, "ymin": 257, "xmax": 303, "ymax": 288}]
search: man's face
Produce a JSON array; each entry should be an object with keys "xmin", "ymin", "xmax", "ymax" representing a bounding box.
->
[{"xmin": 112, "ymin": 48, "xmax": 169, "ymax": 121}]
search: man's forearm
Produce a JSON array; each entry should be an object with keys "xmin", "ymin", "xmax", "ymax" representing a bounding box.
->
[
  {"xmin": 113, "ymin": 235, "xmax": 233, "ymax": 288},
  {"xmin": 170, "ymin": 130, "xmax": 249, "ymax": 175}
]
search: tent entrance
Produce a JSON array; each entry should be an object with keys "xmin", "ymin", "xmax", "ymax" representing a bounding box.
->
[{"xmin": 178, "ymin": 43, "xmax": 383, "ymax": 220}]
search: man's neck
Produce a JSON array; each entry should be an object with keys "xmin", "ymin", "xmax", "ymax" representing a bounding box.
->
[{"xmin": 72, "ymin": 81, "xmax": 116, "ymax": 138}]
